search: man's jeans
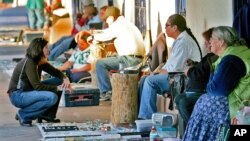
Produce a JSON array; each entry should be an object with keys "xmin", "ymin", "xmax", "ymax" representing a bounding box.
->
[
  {"xmin": 138, "ymin": 75, "xmax": 147, "ymax": 109},
  {"xmin": 138, "ymin": 74, "xmax": 170, "ymax": 119},
  {"xmin": 48, "ymin": 36, "xmax": 76, "ymax": 61},
  {"xmin": 96, "ymin": 56, "xmax": 142, "ymax": 93},
  {"xmin": 27, "ymin": 9, "xmax": 45, "ymax": 30},
  {"xmin": 65, "ymin": 69, "xmax": 91, "ymax": 83}
]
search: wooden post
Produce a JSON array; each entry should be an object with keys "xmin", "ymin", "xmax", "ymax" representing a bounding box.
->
[{"xmin": 110, "ymin": 73, "xmax": 139, "ymax": 124}]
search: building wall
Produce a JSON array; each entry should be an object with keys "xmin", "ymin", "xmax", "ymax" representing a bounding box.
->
[
  {"xmin": 81, "ymin": 0, "xmax": 233, "ymax": 55},
  {"xmin": 108, "ymin": 0, "xmax": 176, "ymax": 48},
  {"xmin": 149, "ymin": 0, "xmax": 175, "ymax": 46},
  {"xmin": 113, "ymin": 0, "xmax": 233, "ymax": 55},
  {"xmin": 186, "ymin": 0, "xmax": 233, "ymax": 55}
]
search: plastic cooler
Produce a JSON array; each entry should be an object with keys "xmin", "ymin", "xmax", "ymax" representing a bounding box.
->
[{"xmin": 63, "ymin": 83, "xmax": 100, "ymax": 107}]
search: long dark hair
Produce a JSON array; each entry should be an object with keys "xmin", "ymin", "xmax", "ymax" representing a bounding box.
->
[
  {"xmin": 26, "ymin": 38, "xmax": 48, "ymax": 63},
  {"xmin": 168, "ymin": 14, "xmax": 202, "ymax": 60}
]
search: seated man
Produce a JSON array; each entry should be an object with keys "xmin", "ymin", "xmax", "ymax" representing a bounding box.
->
[
  {"xmin": 75, "ymin": 6, "xmax": 145, "ymax": 101},
  {"xmin": 48, "ymin": 36, "xmax": 76, "ymax": 61},
  {"xmin": 57, "ymin": 31, "xmax": 92, "ymax": 83},
  {"xmin": 138, "ymin": 14, "xmax": 202, "ymax": 120},
  {"xmin": 48, "ymin": 4, "xmax": 104, "ymax": 61},
  {"xmin": 72, "ymin": 5, "xmax": 103, "ymax": 35}
]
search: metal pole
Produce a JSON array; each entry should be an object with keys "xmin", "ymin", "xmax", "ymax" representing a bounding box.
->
[{"xmin": 147, "ymin": 0, "xmax": 152, "ymax": 47}]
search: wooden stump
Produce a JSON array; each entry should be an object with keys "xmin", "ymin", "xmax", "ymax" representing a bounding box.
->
[{"xmin": 110, "ymin": 73, "xmax": 139, "ymax": 124}]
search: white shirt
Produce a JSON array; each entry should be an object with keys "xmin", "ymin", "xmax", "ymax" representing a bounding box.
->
[
  {"xmin": 68, "ymin": 48, "xmax": 91, "ymax": 69},
  {"xmin": 162, "ymin": 31, "xmax": 201, "ymax": 72},
  {"xmin": 93, "ymin": 16, "xmax": 145, "ymax": 56}
]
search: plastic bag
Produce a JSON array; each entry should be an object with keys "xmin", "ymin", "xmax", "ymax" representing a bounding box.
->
[{"xmin": 235, "ymin": 106, "xmax": 250, "ymax": 125}]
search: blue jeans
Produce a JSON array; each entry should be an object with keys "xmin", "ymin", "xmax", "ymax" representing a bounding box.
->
[
  {"xmin": 27, "ymin": 9, "xmax": 45, "ymax": 30},
  {"xmin": 175, "ymin": 91, "xmax": 203, "ymax": 124},
  {"xmin": 42, "ymin": 77, "xmax": 62, "ymax": 85},
  {"xmin": 9, "ymin": 90, "xmax": 58, "ymax": 122},
  {"xmin": 96, "ymin": 56, "xmax": 142, "ymax": 93},
  {"xmin": 9, "ymin": 78, "xmax": 63, "ymax": 122},
  {"xmin": 138, "ymin": 74, "xmax": 170, "ymax": 119},
  {"xmin": 65, "ymin": 69, "xmax": 91, "ymax": 83},
  {"xmin": 138, "ymin": 75, "xmax": 147, "ymax": 108},
  {"xmin": 48, "ymin": 36, "xmax": 76, "ymax": 61}
]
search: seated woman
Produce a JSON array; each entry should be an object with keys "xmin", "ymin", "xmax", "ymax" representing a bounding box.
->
[
  {"xmin": 7, "ymin": 38, "xmax": 71, "ymax": 127},
  {"xmin": 175, "ymin": 28, "xmax": 218, "ymax": 137},
  {"xmin": 57, "ymin": 31, "xmax": 92, "ymax": 83},
  {"xmin": 182, "ymin": 26, "xmax": 250, "ymax": 141}
]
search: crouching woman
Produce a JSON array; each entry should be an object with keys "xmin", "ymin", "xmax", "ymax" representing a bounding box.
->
[{"xmin": 7, "ymin": 38, "xmax": 71, "ymax": 127}]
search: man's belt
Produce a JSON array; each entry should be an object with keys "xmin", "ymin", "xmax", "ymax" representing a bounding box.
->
[{"xmin": 128, "ymin": 55, "xmax": 143, "ymax": 59}]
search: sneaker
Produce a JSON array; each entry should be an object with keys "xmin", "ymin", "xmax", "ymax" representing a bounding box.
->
[
  {"xmin": 99, "ymin": 93, "xmax": 106, "ymax": 101},
  {"xmin": 105, "ymin": 92, "xmax": 112, "ymax": 101},
  {"xmin": 99, "ymin": 91, "xmax": 112, "ymax": 101}
]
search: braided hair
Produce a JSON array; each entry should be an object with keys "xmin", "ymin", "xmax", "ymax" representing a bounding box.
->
[{"xmin": 168, "ymin": 14, "xmax": 202, "ymax": 60}]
